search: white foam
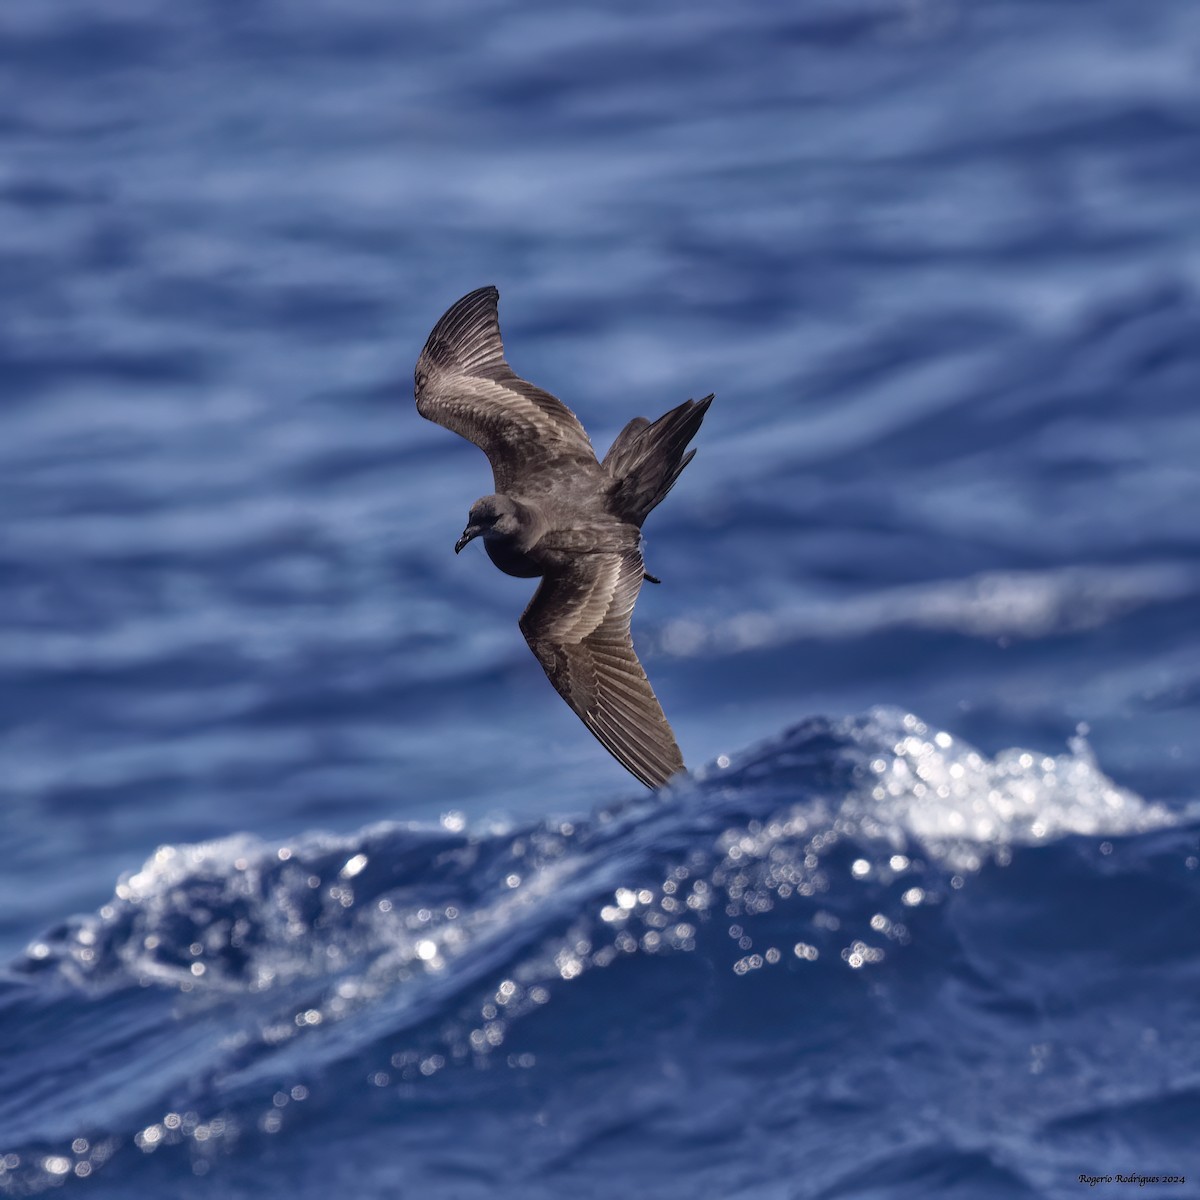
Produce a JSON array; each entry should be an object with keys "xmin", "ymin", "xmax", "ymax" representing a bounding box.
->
[
  {"xmin": 658, "ymin": 562, "xmax": 1199, "ymax": 655},
  {"xmin": 842, "ymin": 709, "xmax": 1174, "ymax": 871}
]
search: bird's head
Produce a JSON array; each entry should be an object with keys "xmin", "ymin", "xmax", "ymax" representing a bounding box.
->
[{"xmin": 455, "ymin": 494, "xmax": 524, "ymax": 553}]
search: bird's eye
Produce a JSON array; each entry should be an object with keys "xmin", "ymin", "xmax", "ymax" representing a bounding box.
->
[{"xmin": 415, "ymin": 370, "xmax": 427, "ymax": 392}]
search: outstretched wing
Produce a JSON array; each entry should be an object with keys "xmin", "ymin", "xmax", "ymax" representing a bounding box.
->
[
  {"xmin": 414, "ymin": 286, "xmax": 597, "ymax": 493},
  {"xmin": 519, "ymin": 550, "xmax": 685, "ymax": 789}
]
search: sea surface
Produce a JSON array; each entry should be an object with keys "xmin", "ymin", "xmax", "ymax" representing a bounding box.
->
[{"xmin": 2, "ymin": 1, "xmax": 1199, "ymax": 1196}]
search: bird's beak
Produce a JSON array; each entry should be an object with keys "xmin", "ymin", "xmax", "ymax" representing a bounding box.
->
[{"xmin": 454, "ymin": 525, "xmax": 482, "ymax": 554}]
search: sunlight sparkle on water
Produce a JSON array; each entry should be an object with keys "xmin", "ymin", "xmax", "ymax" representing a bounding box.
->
[{"xmin": 340, "ymin": 853, "xmax": 368, "ymax": 879}]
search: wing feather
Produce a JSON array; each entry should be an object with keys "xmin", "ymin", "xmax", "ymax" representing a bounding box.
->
[
  {"xmin": 519, "ymin": 552, "xmax": 685, "ymax": 789},
  {"xmin": 414, "ymin": 286, "xmax": 597, "ymax": 493}
]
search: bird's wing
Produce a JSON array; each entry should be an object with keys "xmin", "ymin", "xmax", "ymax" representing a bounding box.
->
[
  {"xmin": 519, "ymin": 550, "xmax": 685, "ymax": 789},
  {"xmin": 415, "ymin": 286, "xmax": 597, "ymax": 493}
]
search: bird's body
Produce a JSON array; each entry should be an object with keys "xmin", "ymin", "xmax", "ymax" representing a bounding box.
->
[{"xmin": 414, "ymin": 286, "xmax": 711, "ymax": 789}]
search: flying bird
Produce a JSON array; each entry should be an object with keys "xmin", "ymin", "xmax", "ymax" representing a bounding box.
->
[{"xmin": 414, "ymin": 286, "xmax": 711, "ymax": 788}]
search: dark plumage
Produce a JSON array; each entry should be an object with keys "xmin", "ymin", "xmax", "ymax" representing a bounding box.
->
[{"xmin": 414, "ymin": 285, "xmax": 712, "ymax": 788}]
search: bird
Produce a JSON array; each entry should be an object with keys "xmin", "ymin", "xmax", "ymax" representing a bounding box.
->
[{"xmin": 414, "ymin": 285, "xmax": 712, "ymax": 789}]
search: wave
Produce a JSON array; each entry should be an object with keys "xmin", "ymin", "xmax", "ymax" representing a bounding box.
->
[
  {"xmin": 656, "ymin": 563, "xmax": 1200, "ymax": 654},
  {"xmin": 0, "ymin": 708, "xmax": 1192, "ymax": 1197}
]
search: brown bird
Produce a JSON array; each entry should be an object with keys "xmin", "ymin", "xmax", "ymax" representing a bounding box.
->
[{"xmin": 414, "ymin": 286, "xmax": 711, "ymax": 788}]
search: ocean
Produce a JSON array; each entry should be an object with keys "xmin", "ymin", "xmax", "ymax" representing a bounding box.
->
[{"xmin": 1, "ymin": 0, "xmax": 1198, "ymax": 1196}]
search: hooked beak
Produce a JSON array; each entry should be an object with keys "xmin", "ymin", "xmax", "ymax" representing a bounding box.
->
[{"xmin": 454, "ymin": 525, "xmax": 482, "ymax": 554}]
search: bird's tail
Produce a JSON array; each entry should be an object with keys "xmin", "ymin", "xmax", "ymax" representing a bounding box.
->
[{"xmin": 602, "ymin": 394, "xmax": 714, "ymax": 526}]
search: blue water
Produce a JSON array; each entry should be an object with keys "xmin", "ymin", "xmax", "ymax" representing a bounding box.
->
[{"xmin": 2, "ymin": 0, "xmax": 1199, "ymax": 1195}]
